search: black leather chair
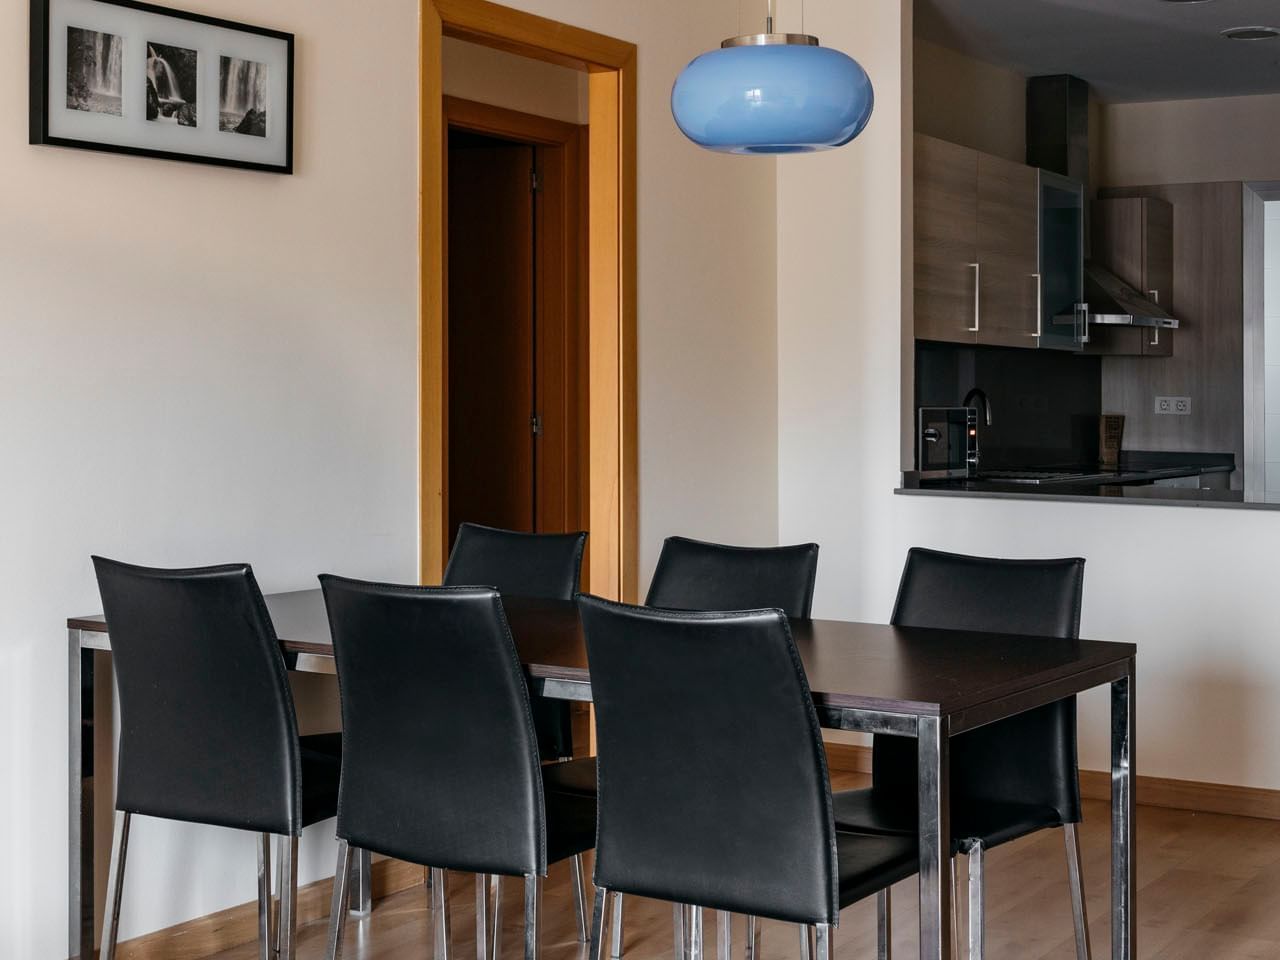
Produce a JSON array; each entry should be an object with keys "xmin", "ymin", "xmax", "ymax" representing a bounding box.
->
[
  {"xmin": 444, "ymin": 522, "xmax": 588, "ymax": 762},
  {"xmin": 319, "ymin": 575, "xmax": 598, "ymax": 960},
  {"xmin": 91, "ymin": 557, "xmax": 343, "ymax": 960},
  {"xmin": 606, "ymin": 535, "xmax": 819, "ymax": 960},
  {"xmin": 578, "ymin": 596, "xmax": 917, "ymax": 960},
  {"xmin": 645, "ymin": 535, "xmax": 820, "ymax": 618},
  {"xmin": 831, "ymin": 547, "xmax": 1089, "ymax": 960}
]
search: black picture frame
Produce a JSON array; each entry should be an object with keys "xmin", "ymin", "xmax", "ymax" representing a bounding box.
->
[{"xmin": 29, "ymin": 0, "xmax": 294, "ymax": 173}]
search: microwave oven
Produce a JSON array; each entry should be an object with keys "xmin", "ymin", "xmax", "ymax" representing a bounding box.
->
[{"xmin": 917, "ymin": 407, "xmax": 978, "ymax": 479}]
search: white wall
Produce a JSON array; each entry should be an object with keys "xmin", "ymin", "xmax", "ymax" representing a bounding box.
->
[
  {"xmin": 1267, "ymin": 202, "xmax": 1280, "ymax": 492},
  {"xmin": 1099, "ymin": 92, "xmax": 1280, "ymax": 187},
  {"xmin": 778, "ymin": 1, "xmax": 1280, "ymax": 793},
  {"xmin": 4, "ymin": 0, "xmax": 779, "ymax": 955}
]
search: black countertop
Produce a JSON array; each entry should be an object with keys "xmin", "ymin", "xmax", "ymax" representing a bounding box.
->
[{"xmin": 898, "ymin": 451, "xmax": 1260, "ymax": 508}]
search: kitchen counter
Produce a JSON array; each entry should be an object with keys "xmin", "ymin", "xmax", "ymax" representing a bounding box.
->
[{"xmin": 896, "ymin": 452, "xmax": 1276, "ymax": 509}]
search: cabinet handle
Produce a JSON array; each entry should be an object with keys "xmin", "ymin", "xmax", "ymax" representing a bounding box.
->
[
  {"xmin": 1148, "ymin": 291, "xmax": 1160, "ymax": 347},
  {"xmin": 1032, "ymin": 272, "xmax": 1042, "ymax": 339},
  {"xmin": 1148, "ymin": 289, "xmax": 1159, "ymax": 304},
  {"xmin": 968, "ymin": 263, "xmax": 981, "ymax": 332}
]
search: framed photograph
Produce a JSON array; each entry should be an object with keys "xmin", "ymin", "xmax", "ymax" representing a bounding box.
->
[{"xmin": 30, "ymin": 0, "xmax": 294, "ymax": 173}]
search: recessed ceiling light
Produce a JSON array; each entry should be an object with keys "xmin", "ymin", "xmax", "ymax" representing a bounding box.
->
[{"xmin": 1222, "ymin": 26, "xmax": 1280, "ymax": 40}]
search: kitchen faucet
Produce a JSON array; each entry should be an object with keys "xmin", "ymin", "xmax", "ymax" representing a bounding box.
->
[{"xmin": 963, "ymin": 387, "xmax": 993, "ymax": 427}]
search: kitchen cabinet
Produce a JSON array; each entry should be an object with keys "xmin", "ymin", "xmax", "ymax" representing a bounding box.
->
[
  {"xmin": 914, "ymin": 134, "xmax": 1072, "ymax": 350},
  {"xmin": 1085, "ymin": 197, "xmax": 1175, "ymax": 357}
]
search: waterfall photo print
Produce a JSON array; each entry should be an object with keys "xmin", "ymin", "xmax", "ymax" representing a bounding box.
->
[
  {"xmin": 31, "ymin": 0, "xmax": 294, "ymax": 172},
  {"xmin": 66, "ymin": 26, "xmax": 122, "ymax": 116},
  {"xmin": 145, "ymin": 41, "xmax": 197, "ymax": 126},
  {"xmin": 219, "ymin": 57, "xmax": 266, "ymax": 137}
]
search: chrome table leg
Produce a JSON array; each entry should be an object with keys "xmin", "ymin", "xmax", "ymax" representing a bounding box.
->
[
  {"xmin": 610, "ymin": 886, "xmax": 624, "ymax": 959},
  {"xmin": 349, "ymin": 847, "xmax": 372, "ymax": 916},
  {"xmin": 917, "ymin": 714, "xmax": 953, "ymax": 960},
  {"xmin": 590, "ymin": 887, "xmax": 610, "ymax": 960},
  {"xmin": 1112, "ymin": 666, "xmax": 1135, "ymax": 960},
  {"xmin": 326, "ymin": 840, "xmax": 353, "ymax": 960},
  {"xmin": 100, "ymin": 810, "xmax": 130, "ymax": 960}
]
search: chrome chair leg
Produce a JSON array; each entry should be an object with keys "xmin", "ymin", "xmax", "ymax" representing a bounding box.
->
[
  {"xmin": 523, "ymin": 874, "xmax": 543, "ymax": 960},
  {"xmin": 257, "ymin": 833, "xmax": 272, "ymax": 960},
  {"xmin": 610, "ymin": 886, "xmax": 625, "ymax": 959},
  {"xmin": 432, "ymin": 868, "xmax": 452, "ymax": 960},
  {"xmin": 326, "ymin": 840, "xmax": 353, "ymax": 960},
  {"xmin": 716, "ymin": 911, "xmax": 730, "ymax": 960},
  {"xmin": 274, "ymin": 835, "xmax": 286, "ymax": 957},
  {"xmin": 100, "ymin": 811, "xmax": 131, "ymax": 960},
  {"xmin": 490, "ymin": 875, "xmax": 504, "ymax": 960},
  {"xmin": 814, "ymin": 923, "xmax": 831, "ymax": 960},
  {"xmin": 1065, "ymin": 824, "xmax": 1093, "ymax": 960},
  {"xmin": 571, "ymin": 854, "xmax": 589, "ymax": 942},
  {"xmin": 798, "ymin": 923, "xmax": 813, "ymax": 960},
  {"xmin": 674, "ymin": 903, "xmax": 686, "ymax": 960},
  {"xmin": 478, "ymin": 875, "xmax": 491, "ymax": 960},
  {"xmin": 968, "ymin": 840, "xmax": 985, "ymax": 960},
  {"xmin": 951, "ymin": 856, "xmax": 960, "ymax": 960},
  {"xmin": 689, "ymin": 906, "xmax": 704, "ymax": 960},
  {"xmin": 277, "ymin": 836, "xmax": 299, "ymax": 960},
  {"xmin": 745, "ymin": 916, "xmax": 759, "ymax": 960},
  {"xmin": 876, "ymin": 888, "xmax": 891, "ymax": 960},
  {"xmin": 590, "ymin": 887, "xmax": 611, "ymax": 960}
]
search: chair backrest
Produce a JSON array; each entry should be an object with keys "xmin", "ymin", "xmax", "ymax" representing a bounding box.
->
[
  {"xmin": 644, "ymin": 536, "xmax": 820, "ymax": 618},
  {"xmin": 91, "ymin": 556, "xmax": 302, "ymax": 835},
  {"xmin": 579, "ymin": 596, "xmax": 838, "ymax": 925},
  {"xmin": 321, "ymin": 575, "xmax": 546, "ymax": 875},
  {"xmin": 874, "ymin": 548, "xmax": 1086, "ymax": 827},
  {"xmin": 443, "ymin": 523, "xmax": 587, "ymax": 600}
]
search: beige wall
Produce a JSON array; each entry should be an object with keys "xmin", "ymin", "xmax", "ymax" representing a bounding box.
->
[
  {"xmin": 779, "ymin": 2, "xmax": 1280, "ymax": 802},
  {"xmin": 6, "ymin": 0, "xmax": 779, "ymax": 954},
  {"xmin": 1100, "ymin": 93, "xmax": 1280, "ymax": 187},
  {"xmin": 442, "ymin": 36, "xmax": 586, "ymax": 123},
  {"xmin": 914, "ymin": 37, "xmax": 1025, "ymax": 164}
]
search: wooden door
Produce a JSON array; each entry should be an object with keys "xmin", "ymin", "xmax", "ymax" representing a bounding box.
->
[
  {"xmin": 447, "ymin": 136, "xmax": 536, "ymax": 542},
  {"xmin": 1141, "ymin": 199, "xmax": 1174, "ymax": 357},
  {"xmin": 914, "ymin": 134, "xmax": 978, "ymax": 344},
  {"xmin": 975, "ymin": 152, "xmax": 1040, "ymax": 347}
]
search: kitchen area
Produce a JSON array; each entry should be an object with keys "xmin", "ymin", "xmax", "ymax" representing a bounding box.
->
[{"xmin": 900, "ymin": 0, "xmax": 1280, "ymax": 507}]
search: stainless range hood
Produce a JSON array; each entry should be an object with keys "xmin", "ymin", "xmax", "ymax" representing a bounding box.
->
[{"xmin": 1054, "ymin": 261, "xmax": 1179, "ymax": 330}]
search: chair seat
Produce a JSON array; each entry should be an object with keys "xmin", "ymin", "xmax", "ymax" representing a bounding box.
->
[
  {"xmin": 832, "ymin": 787, "xmax": 1066, "ymax": 852},
  {"xmin": 299, "ymin": 738, "xmax": 342, "ymax": 828},
  {"xmin": 835, "ymin": 832, "xmax": 919, "ymax": 909},
  {"xmin": 541, "ymin": 757, "xmax": 598, "ymax": 797}
]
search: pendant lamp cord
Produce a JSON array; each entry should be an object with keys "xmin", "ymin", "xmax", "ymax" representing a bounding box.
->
[{"xmin": 766, "ymin": 0, "xmax": 774, "ymax": 34}]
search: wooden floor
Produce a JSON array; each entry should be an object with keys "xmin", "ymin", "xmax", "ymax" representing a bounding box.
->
[{"xmin": 204, "ymin": 771, "xmax": 1280, "ymax": 960}]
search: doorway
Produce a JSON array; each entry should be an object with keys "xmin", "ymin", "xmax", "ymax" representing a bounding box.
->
[
  {"xmin": 445, "ymin": 98, "xmax": 585, "ymax": 549},
  {"xmin": 421, "ymin": 0, "xmax": 637, "ymax": 599}
]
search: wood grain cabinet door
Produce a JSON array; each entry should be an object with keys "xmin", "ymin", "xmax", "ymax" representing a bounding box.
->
[
  {"xmin": 975, "ymin": 152, "xmax": 1040, "ymax": 348},
  {"xmin": 914, "ymin": 134, "xmax": 978, "ymax": 344}
]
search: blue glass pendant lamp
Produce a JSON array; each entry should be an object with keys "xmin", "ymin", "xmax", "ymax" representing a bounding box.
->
[{"xmin": 671, "ymin": 0, "xmax": 874, "ymax": 154}]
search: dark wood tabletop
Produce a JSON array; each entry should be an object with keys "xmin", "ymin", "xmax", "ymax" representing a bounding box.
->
[{"xmin": 71, "ymin": 588, "xmax": 1135, "ymax": 730}]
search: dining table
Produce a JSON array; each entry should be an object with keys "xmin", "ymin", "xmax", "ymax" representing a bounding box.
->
[{"xmin": 67, "ymin": 589, "xmax": 1137, "ymax": 960}]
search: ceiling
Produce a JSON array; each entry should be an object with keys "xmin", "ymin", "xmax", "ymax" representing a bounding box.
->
[{"xmin": 916, "ymin": 0, "xmax": 1280, "ymax": 103}]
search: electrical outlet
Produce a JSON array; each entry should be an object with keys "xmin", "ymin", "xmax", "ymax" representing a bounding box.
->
[{"xmin": 1154, "ymin": 396, "xmax": 1192, "ymax": 416}]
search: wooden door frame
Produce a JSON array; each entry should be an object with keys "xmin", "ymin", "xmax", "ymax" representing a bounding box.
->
[
  {"xmin": 444, "ymin": 95, "xmax": 585, "ymax": 539},
  {"xmin": 421, "ymin": 0, "xmax": 638, "ymax": 600}
]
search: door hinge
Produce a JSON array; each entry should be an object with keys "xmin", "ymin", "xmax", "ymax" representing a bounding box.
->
[
  {"xmin": 530, "ymin": 169, "xmax": 541, "ymax": 192},
  {"xmin": 530, "ymin": 414, "xmax": 542, "ymax": 436}
]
